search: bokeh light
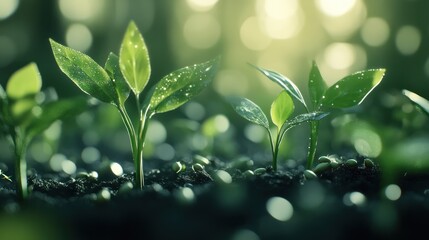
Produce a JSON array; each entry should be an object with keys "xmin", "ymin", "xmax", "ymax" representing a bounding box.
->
[
  {"xmin": 65, "ymin": 24, "xmax": 93, "ymax": 52},
  {"xmin": 183, "ymin": 14, "xmax": 221, "ymax": 49},
  {"xmin": 361, "ymin": 17, "xmax": 390, "ymax": 47},
  {"xmin": 0, "ymin": 0, "xmax": 19, "ymax": 20},
  {"xmin": 316, "ymin": 0, "xmax": 357, "ymax": 17},
  {"xmin": 266, "ymin": 196, "xmax": 294, "ymax": 221},
  {"xmin": 186, "ymin": 0, "xmax": 218, "ymax": 12},
  {"xmin": 59, "ymin": 0, "xmax": 104, "ymax": 21},
  {"xmin": 395, "ymin": 25, "xmax": 421, "ymax": 55}
]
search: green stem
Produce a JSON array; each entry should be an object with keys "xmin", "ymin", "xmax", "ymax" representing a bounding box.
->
[
  {"xmin": 14, "ymin": 133, "xmax": 28, "ymax": 201},
  {"xmin": 272, "ymin": 130, "xmax": 282, "ymax": 171},
  {"xmin": 135, "ymin": 106, "xmax": 151, "ymax": 189},
  {"xmin": 267, "ymin": 129, "xmax": 276, "ymax": 170},
  {"xmin": 306, "ymin": 121, "xmax": 319, "ymax": 169},
  {"xmin": 118, "ymin": 105, "xmax": 137, "ymax": 155}
]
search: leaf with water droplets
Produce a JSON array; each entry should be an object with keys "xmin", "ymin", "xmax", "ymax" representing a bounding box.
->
[
  {"xmin": 150, "ymin": 58, "xmax": 219, "ymax": 114},
  {"xmin": 6, "ymin": 63, "xmax": 41, "ymax": 99},
  {"xmin": 251, "ymin": 64, "xmax": 307, "ymax": 109},
  {"xmin": 50, "ymin": 39, "xmax": 117, "ymax": 104},
  {"xmin": 270, "ymin": 90, "xmax": 294, "ymax": 130},
  {"xmin": 319, "ymin": 69, "xmax": 385, "ymax": 109},
  {"xmin": 403, "ymin": 90, "xmax": 429, "ymax": 117},
  {"xmin": 105, "ymin": 52, "xmax": 130, "ymax": 106},
  {"xmin": 228, "ymin": 97, "xmax": 269, "ymax": 129},
  {"xmin": 283, "ymin": 112, "xmax": 329, "ymax": 130},
  {"xmin": 119, "ymin": 21, "xmax": 151, "ymax": 95},
  {"xmin": 25, "ymin": 97, "xmax": 89, "ymax": 140},
  {"xmin": 308, "ymin": 61, "xmax": 327, "ymax": 110}
]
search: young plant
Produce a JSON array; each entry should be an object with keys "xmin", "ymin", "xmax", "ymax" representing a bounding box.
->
[
  {"xmin": 50, "ymin": 21, "xmax": 218, "ymax": 189},
  {"xmin": 402, "ymin": 89, "xmax": 429, "ymax": 117},
  {"xmin": 0, "ymin": 63, "xmax": 87, "ymax": 200},
  {"xmin": 228, "ymin": 92, "xmax": 328, "ymax": 171},
  {"xmin": 250, "ymin": 62, "xmax": 385, "ymax": 169}
]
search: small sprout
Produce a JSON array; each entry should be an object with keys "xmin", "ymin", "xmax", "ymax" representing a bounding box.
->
[
  {"xmin": 243, "ymin": 170, "xmax": 255, "ymax": 178},
  {"xmin": 118, "ymin": 182, "xmax": 134, "ymax": 194},
  {"xmin": 192, "ymin": 163, "xmax": 205, "ymax": 172},
  {"xmin": 364, "ymin": 158, "xmax": 375, "ymax": 168},
  {"xmin": 0, "ymin": 170, "xmax": 12, "ymax": 182},
  {"xmin": 303, "ymin": 169, "xmax": 318, "ymax": 180},
  {"xmin": 254, "ymin": 168, "xmax": 267, "ymax": 175},
  {"xmin": 193, "ymin": 154, "xmax": 210, "ymax": 166},
  {"xmin": 312, "ymin": 162, "xmax": 331, "ymax": 174},
  {"xmin": 172, "ymin": 161, "xmax": 185, "ymax": 173},
  {"xmin": 345, "ymin": 159, "xmax": 358, "ymax": 167},
  {"xmin": 251, "ymin": 62, "xmax": 385, "ymax": 169},
  {"xmin": 76, "ymin": 171, "xmax": 89, "ymax": 179},
  {"xmin": 96, "ymin": 188, "xmax": 111, "ymax": 202},
  {"xmin": 213, "ymin": 170, "xmax": 232, "ymax": 184}
]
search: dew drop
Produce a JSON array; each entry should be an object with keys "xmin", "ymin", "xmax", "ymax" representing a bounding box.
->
[{"xmin": 335, "ymin": 85, "xmax": 339, "ymax": 89}]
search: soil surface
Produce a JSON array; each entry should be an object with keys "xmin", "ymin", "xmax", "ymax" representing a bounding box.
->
[{"xmin": 1, "ymin": 156, "xmax": 429, "ymax": 240}]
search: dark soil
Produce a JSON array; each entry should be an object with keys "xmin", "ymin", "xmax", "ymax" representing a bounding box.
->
[{"xmin": 1, "ymin": 156, "xmax": 429, "ymax": 240}]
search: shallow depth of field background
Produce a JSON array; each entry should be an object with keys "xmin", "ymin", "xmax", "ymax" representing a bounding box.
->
[{"xmin": 0, "ymin": 0, "xmax": 428, "ymax": 175}]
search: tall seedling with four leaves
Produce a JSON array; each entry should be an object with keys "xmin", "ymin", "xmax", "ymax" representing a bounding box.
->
[
  {"xmin": 251, "ymin": 62, "xmax": 385, "ymax": 169},
  {"xmin": 0, "ymin": 63, "xmax": 87, "ymax": 200},
  {"xmin": 50, "ymin": 21, "xmax": 218, "ymax": 189}
]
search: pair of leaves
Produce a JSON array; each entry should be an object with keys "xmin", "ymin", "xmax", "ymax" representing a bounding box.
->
[
  {"xmin": 51, "ymin": 21, "xmax": 218, "ymax": 116},
  {"xmin": 252, "ymin": 62, "xmax": 386, "ymax": 111},
  {"xmin": 402, "ymin": 90, "xmax": 429, "ymax": 117},
  {"xmin": 228, "ymin": 96, "xmax": 324, "ymax": 131}
]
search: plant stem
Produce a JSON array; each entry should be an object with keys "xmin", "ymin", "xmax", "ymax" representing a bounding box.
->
[
  {"xmin": 135, "ymin": 107, "xmax": 151, "ymax": 189},
  {"xmin": 267, "ymin": 129, "xmax": 276, "ymax": 170},
  {"xmin": 14, "ymin": 133, "xmax": 28, "ymax": 201},
  {"xmin": 306, "ymin": 121, "xmax": 319, "ymax": 169},
  {"xmin": 272, "ymin": 130, "xmax": 282, "ymax": 171}
]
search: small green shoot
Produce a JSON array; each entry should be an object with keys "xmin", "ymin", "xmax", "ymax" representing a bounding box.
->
[
  {"xmin": 228, "ymin": 92, "xmax": 327, "ymax": 171},
  {"xmin": 402, "ymin": 89, "xmax": 429, "ymax": 117},
  {"xmin": 50, "ymin": 21, "xmax": 219, "ymax": 189},
  {"xmin": 250, "ymin": 62, "xmax": 385, "ymax": 169},
  {"xmin": 0, "ymin": 63, "xmax": 88, "ymax": 200}
]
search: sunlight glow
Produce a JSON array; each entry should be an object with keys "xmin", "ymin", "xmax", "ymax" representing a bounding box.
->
[
  {"xmin": 240, "ymin": 16, "xmax": 271, "ymax": 51},
  {"xmin": 316, "ymin": 0, "xmax": 357, "ymax": 17},
  {"xmin": 186, "ymin": 0, "xmax": 218, "ymax": 12},
  {"xmin": 59, "ymin": 0, "xmax": 104, "ymax": 21},
  {"xmin": 264, "ymin": 0, "xmax": 298, "ymax": 20},
  {"xmin": 324, "ymin": 43, "xmax": 356, "ymax": 70},
  {"xmin": 183, "ymin": 14, "xmax": 221, "ymax": 49}
]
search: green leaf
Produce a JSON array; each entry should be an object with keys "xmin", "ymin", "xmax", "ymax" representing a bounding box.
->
[
  {"xmin": 270, "ymin": 91, "xmax": 294, "ymax": 129},
  {"xmin": 105, "ymin": 52, "xmax": 130, "ymax": 106},
  {"xmin": 119, "ymin": 21, "xmax": 151, "ymax": 95},
  {"xmin": 150, "ymin": 58, "xmax": 219, "ymax": 114},
  {"xmin": 25, "ymin": 97, "xmax": 89, "ymax": 140},
  {"xmin": 50, "ymin": 39, "xmax": 117, "ymax": 104},
  {"xmin": 320, "ymin": 69, "xmax": 385, "ymax": 109},
  {"xmin": 251, "ymin": 64, "xmax": 307, "ymax": 109},
  {"xmin": 6, "ymin": 63, "xmax": 41, "ymax": 99},
  {"xmin": 403, "ymin": 90, "xmax": 429, "ymax": 117},
  {"xmin": 228, "ymin": 97, "xmax": 269, "ymax": 129},
  {"xmin": 11, "ymin": 98, "xmax": 37, "ymax": 125},
  {"xmin": 308, "ymin": 61, "xmax": 327, "ymax": 109},
  {"xmin": 283, "ymin": 112, "xmax": 329, "ymax": 130}
]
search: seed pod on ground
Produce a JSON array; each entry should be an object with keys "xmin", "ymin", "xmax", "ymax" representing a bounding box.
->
[
  {"xmin": 243, "ymin": 170, "xmax": 254, "ymax": 178},
  {"xmin": 172, "ymin": 161, "xmax": 185, "ymax": 173},
  {"xmin": 330, "ymin": 161, "xmax": 340, "ymax": 168},
  {"xmin": 318, "ymin": 156, "xmax": 333, "ymax": 163},
  {"xmin": 345, "ymin": 159, "xmax": 358, "ymax": 167},
  {"xmin": 313, "ymin": 162, "xmax": 331, "ymax": 174},
  {"xmin": 213, "ymin": 170, "xmax": 232, "ymax": 184},
  {"xmin": 254, "ymin": 168, "xmax": 267, "ymax": 175},
  {"xmin": 364, "ymin": 158, "xmax": 375, "ymax": 168},
  {"xmin": 304, "ymin": 170, "xmax": 318, "ymax": 179}
]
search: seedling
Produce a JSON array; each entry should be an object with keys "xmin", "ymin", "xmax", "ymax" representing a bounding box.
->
[
  {"xmin": 248, "ymin": 62, "xmax": 385, "ymax": 169},
  {"xmin": 50, "ymin": 21, "xmax": 218, "ymax": 189},
  {"xmin": 228, "ymin": 92, "xmax": 328, "ymax": 170},
  {"xmin": 0, "ymin": 63, "xmax": 87, "ymax": 200},
  {"xmin": 402, "ymin": 89, "xmax": 429, "ymax": 117}
]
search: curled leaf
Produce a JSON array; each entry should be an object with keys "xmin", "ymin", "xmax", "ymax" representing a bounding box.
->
[
  {"xmin": 402, "ymin": 89, "xmax": 429, "ymax": 117},
  {"xmin": 270, "ymin": 91, "xmax": 294, "ymax": 130}
]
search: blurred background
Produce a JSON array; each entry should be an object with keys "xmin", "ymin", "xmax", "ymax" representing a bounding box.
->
[{"xmin": 1, "ymin": 0, "xmax": 429, "ymax": 176}]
